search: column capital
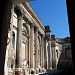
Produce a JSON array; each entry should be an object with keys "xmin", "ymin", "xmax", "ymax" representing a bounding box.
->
[
  {"xmin": 30, "ymin": 23, "xmax": 34, "ymax": 27},
  {"xmin": 18, "ymin": 15, "xmax": 23, "ymax": 20},
  {"xmin": 35, "ymin": 27, "xmax": 38, "ymax": 34}
]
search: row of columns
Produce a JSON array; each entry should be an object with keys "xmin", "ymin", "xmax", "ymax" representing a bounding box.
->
[
  {"xmin": 4, "ymin": 5, "xmax": 47, "ymax": 74},
  {"xmin": 14, "ymin": 12, "xmax": 45, "ymax": 73},
  {"xmin": 45, "ymin": 34, "xmax": 52, "ymax": 70},
  {"xmin": 30, "ymin": 25, "xmax": 45, "ymax": 70}
]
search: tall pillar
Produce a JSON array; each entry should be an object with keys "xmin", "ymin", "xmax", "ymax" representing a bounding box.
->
[
  {"xmin": 42, "ymin": 36, "xmax": 46, "ymax": 72},
  {"xmin": 46, "ymin": 41, "xmax": 49, "ymax": 69},
  {"xmin": 44, "ymin": 40, "xmax": 48, "ymax": 69},
  {"xmin": 35, "ymin": 28, "xmax": 38, "ymax": 68},
  {"xmin": 48, "ymin": 41, "xmax": 52, "ymax": 69},
  {"xmin": 40, "ymin": 35, "xmax": 43, "ymax": 68},
  {"xmin": 30, "ymin": 25, "xmax": 34, "ymax": 68},
  {"xmin": 16, "ymin": 14, "xmax": 23, "ymax": 68},
  {"xmin": 41, "ymin": 36, "xmax": 45, "ymax": 68},
  {"xmin": 39, "ymin": 36, "xmax": 41, "ymax": 67},
  {"xmin": 52, "ymin": 44, "xmax": 57, "ymax": 69},
  {"xmin": 28, "ymin": 25, "xmax": 31, "ymax": 69},
  {"xmin": 34, "ymin": 28, "xmax": 40, "ymax": 74}
]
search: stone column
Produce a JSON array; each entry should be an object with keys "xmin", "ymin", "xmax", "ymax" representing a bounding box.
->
[
  {"xmin": 42, "ymin": 37, "xmax": 46, "ymax": 72},
  {"xmin": 39, "ymin": 35, "xmax": 44, "ymax": 73},
  {"xmin": 52, "ymin": 44, "xmax": 57, "ymax": 69},
  {"xmin": 39, "ymin": 36, "xmax": 41, "ymax": 67},
  {"xmin": 46, "ymin": 40, "xmax": 49, "ymax": 69},
  {"xmin": 40, "ymin": 35, "xmax": 43, "ymax": 68},
  {"xmin": 35, "ymin": 28, "xmax": 38, "ymax": 68},
  {"xmin": 48, "ymin": 33, "xmax": 52, "ymax": 69},
  {"xmin": 28, "ymin": 25, "xmax": 31, "ymax": 70},
  {"xmin": 41, "ymin": 36, "xmax": 44, "ymax": 68},
  {"xmin": 30, "ymin": 25, "xmax": 34, "ymax": 68},
  {"xmin": 48, "ymin": 41, "xmax": 52, "ymax": 69},
  {"xmin": 44, "ymin": 39, "xmax": 48, "ymax": 69},
  {"xmin": 16, "ymin": 14, "xmax": 23, "ymax": 68},
  {"xmin": 34, "ymin": 28, "xmax": 40, "ymax": 74},
  {"xmin": 25, "ymin": 41, "xmax": 28, "ymax": 61}
]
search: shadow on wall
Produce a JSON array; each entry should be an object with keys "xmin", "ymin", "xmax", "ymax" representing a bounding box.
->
[{"xmin": 57, "ymin": 46, "xmax": 74, "ymax": 74}]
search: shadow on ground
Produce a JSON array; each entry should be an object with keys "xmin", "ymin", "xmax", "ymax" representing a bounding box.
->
[{"xmin": 39, "ymin": 69, "xmax": 73, "ymax": 75}]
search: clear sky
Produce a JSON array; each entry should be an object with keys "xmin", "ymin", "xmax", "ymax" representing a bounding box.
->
[{"xmin": 29, "ymin": 0, "xmax": 70, "ymax": 38}]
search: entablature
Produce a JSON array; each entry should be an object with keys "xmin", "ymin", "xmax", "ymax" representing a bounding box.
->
[{"xmin": 14, "ymin": 3, "xmax": 45, "ymax": 37}]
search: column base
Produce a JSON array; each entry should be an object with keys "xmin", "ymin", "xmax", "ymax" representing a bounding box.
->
[
  {"xmin": 15, "ymin": 68, "xmax": 25, "ymax": 75},
  {"xmin": 46, "ymin": 68, "xmax": 53, "ymax": 72},
  {"xmin": 8, "ymin": 68, "xmax": 14, "ymax": 75},
  {"xmin": 29, "ymin": 68, "xmax": 47, "ymax": 74},
  {"xmin": 29, "ymin": 68, "xmax": 36, "ymax": 74},
  {"xmin": 42, "ymin": 68, "xmax": 46, "ymax": 73},
  {"xmin": 35, "ymin": 68, "xmax": 39, "ymax": 74}
]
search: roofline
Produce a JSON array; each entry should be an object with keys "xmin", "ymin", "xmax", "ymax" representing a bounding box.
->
[{"xmin": 22, "ymin": 2, "xmax": 45, "ymax": 30}]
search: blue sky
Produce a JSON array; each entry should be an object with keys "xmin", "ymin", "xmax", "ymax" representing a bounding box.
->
[{"xmin": 29, "ymin": 0, "xmax": 70, "ymax": 38}]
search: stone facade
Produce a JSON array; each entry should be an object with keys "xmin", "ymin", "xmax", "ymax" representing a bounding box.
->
[
  {"xmin": 4, "ymin": 3, "xmax": 51, "ymax": 75},
  {"xmin": 51, "ymin": 35, "xmax": 73, "ymax": 70},
  {"xmin": 57, "ymin": 37, "xmax": 73, "ymax": 69},
  {"xmin": 0, "ymin": 0, "xmax": 74, "ymax": 75},
  {"xmin": 4, "ymin": 2, "xmax": 73, "ymax": 75}
]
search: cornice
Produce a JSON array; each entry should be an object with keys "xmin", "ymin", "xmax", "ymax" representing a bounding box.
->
[{"xmin": 22, "ymin": 2, "xmax": 45, "ymax": 31}]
